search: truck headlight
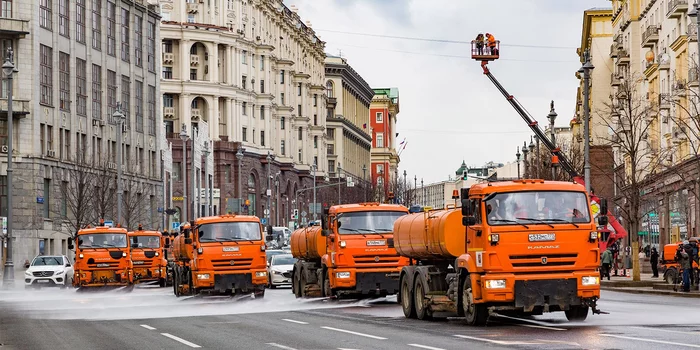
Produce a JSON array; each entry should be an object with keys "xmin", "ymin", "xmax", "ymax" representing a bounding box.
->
[
  {"xmin": 339, "ymin": 241, "xmax": 347, "ymax": 248},
  {"xmin": 589, "ymin": 231, "xmax": 598, "ymax": 242},
  {"xmin": 122, "ymin": 252, "xmax": 127, "ymax": 257},
  {"xmin": 197, "ymin": 273, "xmax": 210, "ymax": 280},
  {"xmin": 488, "ymin": 234, "xmax": 499, "ymax": 243},
  {"xmin": 155, "ymin": 252, "xmax": 160, "ymax": 257},
  {"xmin": 336, "ymin": 272, "xmax": 351, "ymax": 279},
  {"xmin": 79, "ymin": 254, "xmax": 84, "ymax": 258},
  {"xmin": 582, "ymin": 276, "xmax": 599, "ymax": 286},
  {"xmin": 484, "ymin": 279, "xmax": 506, "ymax": 289},
  {"xmin": 255, "ymin": 271, "xmax": 267, "ymax": 277}
]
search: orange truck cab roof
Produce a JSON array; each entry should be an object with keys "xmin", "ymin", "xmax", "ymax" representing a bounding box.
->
[
  {"xmin": 468, "ymin": 179, "xmax": 587, "ymax": 196},
  {"xmin": 328, "ymin": 202, "xmax": 409, "ymax": 214},
  {"xmin": 184, "ymin": 214, "xmax": 261, "ymax": 227},
  {"xmin": 78, "ymin": 226, "xmax": 129, "ymax": 235}
]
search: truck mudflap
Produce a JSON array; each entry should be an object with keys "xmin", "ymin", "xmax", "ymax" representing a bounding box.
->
[
  {"xmin": 514, "ymin": 278, "xmax": 580, "ymax": 313},
  {"xmin": 349, "ymin": 272, "xmax": 401, "ymax": 296},
  {"xmin": 213, "ymin": 273, "xmax": 262, "ymax": 294}
]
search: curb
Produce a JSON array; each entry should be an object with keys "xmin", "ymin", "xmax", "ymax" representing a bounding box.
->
[{"xmin": 601, "ymin": 286, "xmax": 700, "ymax": 298}]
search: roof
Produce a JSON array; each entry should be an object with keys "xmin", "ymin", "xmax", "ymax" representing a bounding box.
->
[
  {"xmin": 78, "ymin": 226, "xmax": 128, "ymax": 235},
  {"xmin": 128, "ymin": 230, "xmax": 163, "ymax": 236},
  {"xmin": 469, "ymin": 180, "xmax": 587, "ymax": 196},
  {"xmin": 455, "ymin": 160, "xmax": 467, "ymax": 176},
  {"xmin": 329, "ymin": 203, "xmax": 409, "ymax": 214},
  {"xmin": 193, "ymin": 215, "xmax": 261, "ymax": 225},
  {"xmin": 586, "ymin": 7, "xmax": 612, "ymax": 11}
]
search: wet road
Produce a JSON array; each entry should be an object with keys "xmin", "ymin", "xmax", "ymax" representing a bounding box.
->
[{"xmin": 1, "ymin": 284, "xmax": 700, "ymax": 350}]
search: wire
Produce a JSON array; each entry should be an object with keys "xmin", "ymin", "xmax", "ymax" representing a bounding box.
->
[
  {"xmin": 316, "ymin": 29, "xmax": 577, "ymax": 50},
  {"xmin": 398, "ymin": 128, "xmax": 533, "ymax": 135}
]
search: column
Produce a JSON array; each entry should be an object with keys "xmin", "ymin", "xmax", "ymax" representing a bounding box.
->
[
  {"xmin": 225, "ymin": 98, "xmax": 233, "ymax": 139},
  {"xmin": 209, "ymin": 43, "xmax": 219, "ymax": 84},
  {"xmin": 211, "ymin": 99, "xmax": 219, "ymax": 140},
  {"xmin": 180, "ymin": 93, "xmax": 191, "ymax": 130},
  {"xmin": 226, "ymin": 45, "xmax": 233, "ymax": 85},
  {"xmin": 181, "ymin": 39, "xmax": 191, "ymax": 82}
]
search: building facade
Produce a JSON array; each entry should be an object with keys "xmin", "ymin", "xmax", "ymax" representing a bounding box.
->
[
  {"xmin": 370, "ymin": 87, "xmax": 399, "ymax": 200},
  {"xmin": 159, "ymin": 0, "xmax": 326, "ymax": 227},
  {"xmin": 0, "ymin": 0, "xmax": 163, "ymax": 275}
]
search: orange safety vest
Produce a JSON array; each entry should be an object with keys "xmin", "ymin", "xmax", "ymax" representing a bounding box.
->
[{"xmin": 488, "ymin": 35, "xmax": 496, "ymax": 47}]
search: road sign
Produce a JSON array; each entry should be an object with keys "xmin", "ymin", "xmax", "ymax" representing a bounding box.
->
[
  {"xmin": 261, "ymin": 218, "xmax": 268, "ymax": 225},
  {"xmin": 103, "ymin": 220, "xmax": 114, "ymax": 227},
  {"xmin": 347, "ymin": 181, "xmax": 354, "ymax": 188},
  {"xmin": 301, "ymin": 211, "xmax": 307, "ymax": 217},
  {"xmin": 264, "ymin": 209, "xmax": 270, "ymax": 215},
  {"xmin": 172, "ymin": 222, "xmax": 180, "ymax": 231},
  {"xmin": 346, "ymin": 176, "xmax": 353, "ymax": 186}
]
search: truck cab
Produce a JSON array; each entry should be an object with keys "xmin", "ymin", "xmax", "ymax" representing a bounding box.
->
[
  {"xmin": 128, "ymin": 226, "xmax": 167, "ymax": 287},
  {"xmin": 70, "ymin": 223, "xmax": 133, "ymax": 288}
]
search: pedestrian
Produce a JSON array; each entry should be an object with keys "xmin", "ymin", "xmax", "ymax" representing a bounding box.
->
[
  {"xmin": 650, "ymin": 247, "xmax": 659, "ymax": 278},
  {"xmin": 601, "ymin": 247, "xmax": 613, "ymax": 280},
  {"xmin": 677, "ymin": 241, "xmax": 692, "ymax": 292},
  {"xmin": 474, "ymin": 33, "xmax": 485, "ymax": 55}
]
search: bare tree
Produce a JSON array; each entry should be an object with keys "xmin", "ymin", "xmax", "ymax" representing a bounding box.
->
[
  {"xmin": 92, "ymin": 158, "xmax": 117, "ymax": 223},
  {"xmin": 526, "ymin": 140, "xmax": 584, "ymax": 181},
  {"xmin": 54, "ymin": 150, "xmax": 99, "ymax": 239},
  {"xmin": 122, "ymin": 178, "xmax": 151, "ymax": 231}
]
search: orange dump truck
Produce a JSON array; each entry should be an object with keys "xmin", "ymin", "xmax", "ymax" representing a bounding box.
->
[
  {"xmin": 128, "ymin": 226, "xmax": 168, "ymax": 287},
  {"xmin": 395, "ymin": 180, "xmax": 604, "ymax": 325},
  {"xmin": 69, "ymin": 223, "xmax": 133, "ymax": 288},
  {"xmin": 291, "ymin": 203, "xmax": 410, "ymax": 298},
  {"xmin": 171, "ymin": 215, "xmax": 268, "ymax": 297}
]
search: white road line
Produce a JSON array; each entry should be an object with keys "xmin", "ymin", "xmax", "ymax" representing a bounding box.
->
[
  {"xmin": 321, "ymin": 326, "xmax": 387, "ymax": 340},
  {"xmin": 139, "ymin": 325, "xmax": 156, "ymax": 330},
  {"xmin": 535, "ymin": 339, "xmax": 582, "ymax": 346},
  {"xmin": 281, "ymin": 318, "xmax": 309, "ymax": 325},
  {"xmin": 518, "ymin": 324, "xmax": 567, "ymax": 331},
  {"xmin": 266, "ymin": 343, "xmax": 298, "ymax": 350},
  {"xmin": 600, "ymin": 334, "xmax": 700, "ymax": 348},
  {"xmin": 160, "ymin": 333, "xmax": 202, "ymax": 348},
  {"xmin": 407, "ymin": 344, "xmax": 446, "ymax": 350},
  {"xmin": 454, "ymin": 335, "xmax": 544, "ymax": 345},
  {"xmin": 631, "ymin": 326, "xmax": 700, "ymax": 335}
]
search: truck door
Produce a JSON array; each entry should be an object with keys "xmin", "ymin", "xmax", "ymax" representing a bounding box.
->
[{"xmin": 467, "ymin": 199, "xmax": 483, "ymax": 268}]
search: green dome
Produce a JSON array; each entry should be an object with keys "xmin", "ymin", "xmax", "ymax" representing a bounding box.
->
[{"xmin": 455, "ymin": 160, "xmax": 467, "ymax": 176}]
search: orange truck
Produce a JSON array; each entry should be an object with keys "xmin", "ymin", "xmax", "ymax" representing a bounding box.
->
[
  {"xmin": 660, "ymin": 240, "xmax": 699, "ymax": 284},
  {"xmin": 171, "ymin": 214, "xmax": 268, "ymax": 297},
  {"xmin": 291, "ymin": 203, "xmax": 410, "ymax": 298},
  {"xmin": 128, "ymin": 225, "xmax": 168, "ymax": 287},
  {"xmin": 69, "ymin": 222, "xmax": 134, "ymax": 288},
  {"xmin": 394, "ymin": 180, "xmax": 604, "ymax": 325}
]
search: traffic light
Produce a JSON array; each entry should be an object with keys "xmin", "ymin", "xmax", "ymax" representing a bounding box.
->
[{"xmin": 462, "ymin": 170, "xmax": 468, "ymax": 181}]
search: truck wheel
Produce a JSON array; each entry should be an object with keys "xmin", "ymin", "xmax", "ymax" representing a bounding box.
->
[
  {"xmin": 322, "ymin": 270, "xmax": 332, "ymax": 297},
  {"xmin": 300, "ymin": 270, "xmax": 308, "ymax": 298},
  {"xmin": 413, "ymin": 274, "xmax": 432, "ymax": 320},
  {"xmin": 462, "ymin": 276, "xmax": 487, "ymax": 326},
  {"xmin": 565, "ymin": 306, "xmax": 588, "ymax": 322},
  {"xmin": 665, "ymin": 269, "xmax": 678, "ymax": 284},
  {"xmin": 159, "ymin": 278, "xmax": 166, "ymax": 288},
  {"xmin": 173, "ymin": 269, "xmax": 181, "ymax": 297},
  {"xmin": 400, "ymin": 276, "xmax": 416, "ymax": 319}
]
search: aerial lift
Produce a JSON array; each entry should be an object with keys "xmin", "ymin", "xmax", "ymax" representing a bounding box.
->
[{"xmin": 470, "ymin": 39, "xmax": 628, "ymax": 254}]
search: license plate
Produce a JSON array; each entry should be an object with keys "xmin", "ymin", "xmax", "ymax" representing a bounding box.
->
[
  {"xmin": 133, "ymin": 261, "xmax": 145, "ymax": 265},
  {"xmin": 223, "ymin": 246, "xmax": 239, "ymax": 252},
  {"xmin": 528, "ymin": 233, "xmax": 555, "ymax": 242},
  {"xmin": 37, "ymin": 280, "xmax": 49, "ymax": 283},
  {"xmin": 97, "ymin": 263, "xmax": 110, "ymax": 267},
  {"xmin": 366, "ymin": 240, "xmax": 386, "ymax": 246}
]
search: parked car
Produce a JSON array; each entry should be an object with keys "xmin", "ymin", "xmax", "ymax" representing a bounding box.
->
[
  {"xmin": 24, "ymin": 255, "xmax": 74, "ymax": 289},
  {"xmin": 267, "ymin": 254, "xmax": 296, "ymax": 288},
  {"xmin": 266, "ymin": 249, "xmax": 287, "ymax": 266}
]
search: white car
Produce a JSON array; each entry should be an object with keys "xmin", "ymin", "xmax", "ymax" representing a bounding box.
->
[
  {"xmin": 24, "ymin": 255, "xmax": 74, "ymax": 289},
  {"xmin": 267, "ymin": 254, "xmax": 296, "ymax": 288}
]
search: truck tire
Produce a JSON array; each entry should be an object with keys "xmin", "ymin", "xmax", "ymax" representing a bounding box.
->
[
  {"xmin": 564, "ymin": 306, "xmax": 588, "ymax": 322},
  {"xmin": 462, "ymin": 276, "xmax": 487, "ymax": 326},
  {"xmin": 293, "ymin": 269, "xmax": 302, "ymax": 298},
  {"xmin": 322, "ymin": 269, "xmax": 332, "ymax": 298},
  {"xmin": 159, "ymin": 278, "xmax": 166, "ymax": 288},
  {"xmin": 300, "ymin": 269, "xmax": 308, "ymax": 297},
  {"xmin": 400, "ymin": 275, "xmax": 416, "ymax": 319},
  {"xmin": 413, "ymin": 274, "xmax": 432, "ymax": 320},
  {"xmin": 173, "ymin": 268, "xmax": 181, "ymax": 297},
  {"xmin": 665, "ymin": 268, "xmax": 678, "ymax": 284}
]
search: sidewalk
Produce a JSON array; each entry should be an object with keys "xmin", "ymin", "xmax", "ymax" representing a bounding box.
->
[{"xmin": 601, "ymin": 272, "xmax": 700, "ymax": 298}]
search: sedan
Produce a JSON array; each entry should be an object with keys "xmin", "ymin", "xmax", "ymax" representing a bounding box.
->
[{"xmin": 267, "ymin": 254, "xmax": 296, "ymax": 288}]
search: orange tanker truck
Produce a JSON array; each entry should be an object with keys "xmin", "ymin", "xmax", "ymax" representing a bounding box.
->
[
  {"xmin": 395, "ymin": 180, "xmax": 605, "ymax": 325},
  {"xmin": 128, "ymin": 225, "xmax": 168, "ymax": 287},
  {"xmin": 171, "ymin": 214, "xmax": 268, "ymax": 297},
  {"xmin": 69, "ymin": 221, "xmax": 134, "ymax": 289},
  {"xmin": 291, "ymin": 203, "xmax": 410, "ymax": 298}
]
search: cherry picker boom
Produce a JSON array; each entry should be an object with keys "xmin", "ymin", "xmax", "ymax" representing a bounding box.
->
[{"xmin": 470, "ymin": 40, "xmax": 628, "ymax": 252}]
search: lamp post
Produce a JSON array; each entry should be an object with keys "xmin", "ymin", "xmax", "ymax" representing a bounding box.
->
[
  {"xmin": 516, "ymin": 146, "xmax": 521, "ymax": 179},
  {"xmin": 402, "ymin": 170, "xmax": 407, "ymax": 206},
  {"xmin": 202, "ymin": 140, "xmax": 211, "ymax": 216},
  {"xmin": 414, "ymin": 175, "xmax": 417, "ymax": 205},
  {"xmin": 581, "ymin": 50, "xmax": 595, "ymax": 193},
  {"xmin": 522, "ymin": 141, "xmax": 529, "ymax": 179},
  {"xmin": 2, "ymin": 47, "xmax": 15, "ymax": 286},
  {"xmin": 236, "ymin": 147, "xmax": 244, "ymax": 214},
  {"xmin": 191, "ymin": 125, "xmax": 197, "ymax": 219},
  {"xmin": 179, "ymin": 124, "xmax": 189, "ymax": 222},
  {"xmin": 337, "ymin": 162, "xmax": 342, "ymax": 205},
  {"xmin": 266, "ymin": 151, "xmax": 273, "ymax": 227},
  {"xmin": 421, "ymin": 178, "xmax": 424, "ymax": 205},
  {"xmin": 379, "ymin": 170, "xmax": 384, "ymax": 203},
  {"xmin": 547, "ymin": 101, "xmax": 557, "ymax": 180},
  {"xmin": 311, "ymin": 164, "xmax": 317, "ymax": 221},
  {"xmin": 362, "ymin": 164, "xmax": 367, "ymax": 203},
  {"xmin": 113, "ymin": 102, "xmax": 126, "ymax": 226},
  {"xmin": 274, "ymin": 171, "xmax": 281, "ymax": 226},
  {"xmin": 528, "ymin": 136, "xmax": 536, "ymax": 178}
]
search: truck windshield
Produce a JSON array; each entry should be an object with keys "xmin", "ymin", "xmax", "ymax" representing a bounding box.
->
[
  {"xmin": 484, "ymin": 191, "xmax": 590, "ymax": 226},
  {"xmin": 78, "ymin": 233, "xmax": 128, "ymax": 248},
  {"xmin": 199, "ymin": 222, "xmax": 262, "ymax": 242},
  {"xmin": 337, "ymin": 211, "xmax": 407, "ymax": 234},
  {"xmin": 130, "ymin": 235, "xmax": 161, "ymax": 248}
]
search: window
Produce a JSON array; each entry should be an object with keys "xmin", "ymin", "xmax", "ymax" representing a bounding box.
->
[
  {"xmin": 107, "ymin": 70, "xmax": 116, "ymax": 116},
  {"xmin": 225, "ymin": 164, "xmax": 231, "ymax": 183},
  {"xmin": 260, "ymin": 106, "xmax": 265, "ymax": 120},
  {"xmin": 59, "ymin": 0, "xmax": 69, "ymax": 37},
  {"xmin": 260, "ymin": 55, "xmax": 264, "ymax": 70},
  {"xmin": 280, "ymin": 70, "xmax": 285, "ymax": 84},
  {"xmin": 92, "ymin": 64, "xmax": 102, "ymax": 120},
  {"xmin": 40, "ymin": 45, "xmax": 53, "ymax": 106},
  {"xmin": 148, "ymin": 85, "xmax": 155, "ymax": 135},
  {"xmin": 1, "ymin": 0, "xmax": 12, "ymax": 18},
  {"xmin": 260, "ymin": 130, "xmax": 265, "ymax": 146},
  {"xmin": 327, "ymin": 128, "xmax": 335, "ymax": 138},
  {"xmin": 135, "ymin": 81, "xmax": 143, "ymax": 132},
  {"xmin": 162, "ymin": 40, "xmax": 172, "ymax": 53},
  {"xmin": 376, "ymin": 133, "xmax": 384, "ymax": 148},
  {"xmin": 298, "ymin": 104, "xmax": 302, "ymax": 116},
  {"xmin": 76, "ymin": 58, "xmax": 87, "ymax": 116},
  {"xmin": 298, "ymin": 127, "xmax": 303, "ymax": 141},
  {"xmin": 328, "ymin": 160, "xmax": 335, "ymax": 173},
  {"xmin": 297, "ymin": 82, "xmax": 302, "ymax": 96},
  {"xmin": 190, "ymin": 68, "xmax": 197, "ymax": 80},
  {"xmin": 187, "ymin": 13, "xmax": 194, "ymax": 23},
  {"xmin": 280, "ymin": 140, "xmax": 285, "ymax": 156},
  {"xmin": 242, "ymin": 127, "xmax": 247, "ymax": 142},
  {"xmin": 43, "ymin": 179, "xmax": 51, "ymax": 218},
  {"xmin": 59, "ymin": 52, "xmax": 70, "ymax": 111},
  {"xmin": 327, "ymin": 144, "xmax": 334, "ymax": 155},
  {"xmin": 40, "ymin": 0, "xmax": 52, "ymax": 30},
  {"xmin": 314, "ymin": 136, "xmax": 318, "ymax": 148},
  {"xmin": 121, "ymin": 75, "xmax": 131, "ymax": 128},
  {"xmin": 260, "ymin": 80, "xmax": 265, "ymax": 93},
  {"xmin": 280, "ymin": 117, "xmax": 285, "ymax": 129},
  {"xmin": 92, "ymin": 0, "xmax": 101, "ymax": 50},
  {"xmin": 242, "ymin": 50, "xmax": 247, "ymax": 64},
  {"xmin": 76, "ymin": 0, "xmax": 86, "ymax": 43},
  {"xmin": 147, "ymin": 20, "xmax": 156, "ymax": 72},
  {"xmin": 120, "ymin": 8, "xmax": 130, "ymax": 62},
  {"xmin": 242, "ymin": 75, "xmax": 247, "ymax": 89},
  {"xmin": 107, "ymin": 1, "xmax": 116, "ymax": 56},
  {"xmin": 298, "ymin": 149, "xmax": 302, "ymax": 163},
  {"xmin": 134, "ymin": 15, "xmax": 142, "ymax": 67},
  {"xmin": 376, "ymin": 164, "xmax": 384, "ymax": 175},
  {"xmin": 313, "ymin": 94, "xmax": 317, "ymax": 106},
  {"xmin": 280, "ymin": 93, "xmax": 285, "ymax": 105},
  {"xmin": 162, "ymin": 66, "xmax": 173, "ymax": 79},
  {"xmin": 376, "ymin": 112, "xmax": 383, "ymax": 123},
  {"xmin": 313, "ymin": 114, "xmax": 317, "ymax": 125},
  {"xmin": 326, "ymin": 80, "xmax": 334, "ymax": 98},
  {"xmin": 242, "ymin": 102, "xmax": 247, "ymax": 115}
]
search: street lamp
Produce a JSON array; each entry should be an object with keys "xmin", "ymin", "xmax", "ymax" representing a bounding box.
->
[
  {"xmin": 2, "ymin": 47, "xmax": 15, "ymax": 286},
  {"xmin": 266, "ymin": 151, "xmax": 273, "ymax": 227},
  {"xmin": 580, "ymin": 50, "xmax": 595, "ymax": 193},
  {"xmin": 528, "ymin": 136, "xmax": 536, "ymax": 178},
  {"xmin": 522, "ymin": 140, "xmax": 529, "ymax": 179},
  {"xmin": 337, "ymin": 162, "xmax": 342, "ymax": 205},
  {"xmin": 236, "ymin": 147, "xmax": 244, "ymax": 214},
  {"xmin": 202, "ymin": 140, "xmax": 211, "ymax": 216},
  {"xmin": 421, "ymin": 178, "xmax": 424, "ymax": 206},
  {"xmin": 362, "ymin": 164, "xmax": 367, "ymax": 203},
  {"xmin": 547, "ymin": 100, "xmax": 558, "ymax": 179},
  {"xmin": 274, "ymin": 171, "xmax": 281, "ymax": 226},
  {"xmin": 113, "ymin": 102, "xmax": 126, "ymax": 226},
  {"xmin": 311, "ymin": 163, "xmax": 317, "ymax": 221},
  {"xmin": 516, "ymin": 146, "xmax": 521, "ymax": 179},
  {"xmin": 402, "ymin": 170, "xmax": 407, "ymax": 206},
  {"xmin": 414, "ymin": 175, "xmax": 417, "ymax": 205},
  {"xmin": 379, "ymin": 170, "xmax": 384, "ymax": 203},
  {"xmin": 179, "ymin": 124, "xmax": 189, "ymax": 222}
]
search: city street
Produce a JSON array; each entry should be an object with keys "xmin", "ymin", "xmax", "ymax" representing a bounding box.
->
[{"xmin": 1, "ymin": 286, "xmax": 700, "ymax": 350}]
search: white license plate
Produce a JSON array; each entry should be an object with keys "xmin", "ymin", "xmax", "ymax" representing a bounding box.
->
[
  {"xmin": 528, "ymin": 233, "xmax": 555, "ymax": 242},
  {"xmin": 37, "ymin": 280, "xmax": 50, "ymax": 283},
  {"xmin": 366, "ymin": 240, "xmax": 386, "ymax": 246},
  {"xmin": 223, "ymin": 246, "xmax": 239, "ymax": 252}
]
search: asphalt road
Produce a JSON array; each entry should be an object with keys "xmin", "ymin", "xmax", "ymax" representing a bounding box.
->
[{"xmin": 1, "ymin": 284, "xmax": 700, "ymax": 350}]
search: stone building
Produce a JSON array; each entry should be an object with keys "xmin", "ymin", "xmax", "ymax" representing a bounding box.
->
[
  {"xmin": 0, "ymin": 0, "xmax": 163, "ymax": 274},
  {"xmin": 370, "ymin": 87, "xmax": 400, "ymax": 201}
]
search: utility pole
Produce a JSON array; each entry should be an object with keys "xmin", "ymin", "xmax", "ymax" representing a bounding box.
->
[
  {"xmin": 581, "ymin": 50, "xmax": 595, "ymax": 194},
  {"xmin": 547, "ymin": 101, "xmax": 558, "ymax": 180},
  {"xmin": 236, "ymin": 147, "xmax": 244, "ymax": 214},
  {"xmin": 536, "ymin": 136, "xmax": 541, "ymax": 178},
  {"xmin": 191, "ymin": 125, "xmax": 198, "ymax": 220},
  {"xmin": 113, "ymin": 103, "xmax": 126, "ymax": 226},
  {"xmin": 414, "ymin": 175, "xmax": 417, "ymax": 205},
  {"xmin": 337, "ymin": 162, "xmax": 342, "ymax": 205},
  {"xmin": 528, "ymin": 137, "xmax": 535, "ymax": 178},
  {"xmin": 203, "ymin": 141, "xmax": 210, "ymax": 216},
  {"xmin": 421, "ymin": 178, "xmax": 424, "ymax": 205},
  {"xmin": 179, "ymin": 124, "xmax": 189, "ymax": 222},
  {"xmin": 362, "ymin": 164, "xmax": 367, "ymax": 203},
  {"xmin": 266, "ymin": 151, "xmax": 272, "ymax": 226},
  {"xmin": 516, "ymin": 147, "xmax": 521, "ymax": 179},
  {"xmin": 312, "ymin": 164, "xmax": 317, "ymax": 221},
  {"xmin": 403, "ymin": 170, "xmax": 407, "ymax": 206},
  {"xmin": 2, "ymin": 48, "xmax": 15, "ymax": 286},
  {"xmin": 522, "ymin": 141, "xmax": 529, "ymax": 179}
]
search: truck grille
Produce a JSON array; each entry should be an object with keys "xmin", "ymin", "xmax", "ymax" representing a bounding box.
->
[
  {"xmin": 132, "ymin": 260, "xmax": 154, "ymax": 267},
  {"xmin": 353, "ymin": 255, "xmax": 402, "ymax": 269},
  {"xmin": 32, "ymin": 271, "xmax": 54, "ymax": 277},
  {"xmin": 87, "ymin": 262, "xmax": 121, "ymax": 268},
  {"xmin": 509, "ymin": 253, "xmax": 578, "ymax": 268},
  {"xmin": 211, "ymin": 258, "xmax": 253, "ymax": 271}
]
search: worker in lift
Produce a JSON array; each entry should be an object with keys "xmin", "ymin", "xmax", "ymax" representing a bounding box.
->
[
  {"xmin": 474, "ymin": 33, "xmax": 485, "ymax": 55},
  {"xmin": 485, "ymin": 33, "xmax": 498, "ymax": 55}
]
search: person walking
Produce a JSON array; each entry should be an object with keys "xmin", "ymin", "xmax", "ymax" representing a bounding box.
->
[
  {"xmin": 678, "ymin": 242, "xmax": 692, "ymax": 292},
  {"xmin": 650, "ymin": 247, "xmax": 659, "ymax": 278},
  {"xmin": 601, "ymin": 248, "xmax": 613, "ymax": 280}
]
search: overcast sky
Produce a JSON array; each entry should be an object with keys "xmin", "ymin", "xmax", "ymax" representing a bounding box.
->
[{"xmin": 284, "ymin": 0, "xmax": 610, "ymax": 184}]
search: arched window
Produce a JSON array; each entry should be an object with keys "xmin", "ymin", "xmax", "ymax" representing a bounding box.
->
[
  {"xmin": 326, "ymin": 80, "xmax": 334, "ymax": 98},
  {"xmin": 247, "ymin": 174, "xmax": 256, "ymax": 189}
]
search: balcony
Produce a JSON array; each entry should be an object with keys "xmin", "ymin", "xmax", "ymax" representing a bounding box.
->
[
  {"xmin": 0, "ymin": 18, "xmax": 30, "ymax": 38},
  {"xmin": 642, "ymin": 25, "xmax": 660, "ymax": 47},
  {"xmin": 191, "ymin": 108, "xmax": 201, "ymax": 120},
  {"xmin": 667, "ymin": 0, "xmax": 688, "ymax": 18},
  {"xmin": 610, "ymin": 44, "xmax": 618, "ymax": 58},
  {"xmin": 690, "ymin": 68, "xmax": 700, "ymax": 87},
  {"xmin": 163, "ymin": 107, "xmax": 175, "ymax": 119},
  {"xmin": 190, "ymin": 55, "xmax": 199, "ymax": 66},
  {"xmin": 162, "ymin": 53, "xmax": 174, "ymax": 65},
  {"xmin": 616, "ymin": 49, "xmax": 630, "ymax": 66},
  {"xmin": 611, "ymin": 73, "xmax": 621, "ymax": 86},
  {"xmin": 659, "ymin": 93, "xmax": 671, "ymax": 110},
  {"xmin": 187, "ymin": 3, "xmax": 199, "ymax": 13},
  {"xmin": 690, "ymin": 23, "xmax": 698, "ymax": 41}
]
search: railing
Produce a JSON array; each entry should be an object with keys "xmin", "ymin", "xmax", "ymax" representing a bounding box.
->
[
  {"xmin": 689, "ymin": 68, "xmax": 699, "ymax": 84},
  {"xmin": 667, "ymin": 0, "xmax": 688, "ymax": 17},
  {"xmin": 642, "ymin": 24, "xmax": 660, "ymax": 43},
  {"xmin": 689, "ymin": 23, "xmax": 698, "ymax": 40},
  {"xmin": 163, "ymin": 107, "xmax": 175, "ymax": 118}
]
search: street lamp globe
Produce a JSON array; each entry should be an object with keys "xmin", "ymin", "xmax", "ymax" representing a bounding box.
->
[
  {"xmin": 516, "ymin": 146, "xmax": 521, "ymax": 160},
  {"xmin": 547, "ymin": 102, "xmax": 558, "ymax": 125},
  {"xmin": 179, "ymin": 123, "xmax": 188, "ymax": 142},
  {"xmin": 528, "ymin": 136, "xmax": 535, "ymax": 153},
  {"xmin": 2, "ymin": 60, "xmax": 14, "ymax": 76},
  {"xmin": 522, "ymin": 141, "xmax": 529, "ymax": 157},
  {"xmin": 236, "ymin": 147, "xmax": 244, "ymax": 161}
]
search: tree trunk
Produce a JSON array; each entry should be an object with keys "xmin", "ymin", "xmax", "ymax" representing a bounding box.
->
[{"xmin": 631, "ymin": 240, "xmax": 641, "ymax": 281}]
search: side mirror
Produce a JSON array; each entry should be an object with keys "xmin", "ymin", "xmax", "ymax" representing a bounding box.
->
[
  {"xmin": 68, "ymin": 240, "xmax": 75, "ymax": 250},
  {"xmin": 600, "ymin": 198, "xmax": 608, "ymax": 214},
  {"xmin": 184, "ymin": 228, "xmax": 190, "ymax": 239},
  {"xmin": 462, "ymin": 216, "xmax": 477, "ymax": 227},
  {"xmin": 184, "ymin": 238, "xmax": 192, "ymax": 244},
  {"xmin": 461, "ymin": 199, "xmax": 471, "ymax": 216},
  {"xmin": 598, "ymin": 216, "xmax": 609, "ymax": 226},
  {"xmin": 321, "ymin": 229, "xmax": 329, "ymax": 237}
]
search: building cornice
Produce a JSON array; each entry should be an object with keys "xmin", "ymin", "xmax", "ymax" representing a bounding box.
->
[
  {"xmin": 325, "ymin": 63, "xmax": 375, "ymax": 106},
  {"xmin": 327, "ymin": 116, "xmax": 372, "ymax": 144}
]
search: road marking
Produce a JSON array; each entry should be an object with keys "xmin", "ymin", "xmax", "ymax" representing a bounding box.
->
[
  {"xmin": 160, "ymin": 333, "xmax": 202, "ymax": 348},
  {"xmin": 321, "ymin": 326, "xmax": 387, "ymax": 340},
  {"xmin": 408, "ymin": 344, "xmax": 446, "ymax": 350},
  {"xmin": 600, "ymin": 334, "xmax": 700, "ymax": 348},
  {"xmin": 266, "ymin": 343, "xmax": 297, "ymax": 350},
  {"xmin": 454, "ymin": 335, "xmax": 544, "ymax": 345},
  {"xmin": 631, "ymin": 326, "xmax": 700, "ymax": 335},
  {"xmin": 535, "ymin": 339, "xmax": 581, "ymax": 346},
  {"xmin": 281, "ymin": 318, "xmax": 309, "ymax": 325},
  {"xmin": 139, "ymin": 325, "xmax": 156, "ymax": 330},
  {"xmin": 492, "ymin": 313, "xmax": 568, "ymax": 330},
  {"xmin": 518, "ymin": 324, "xmax": 567, "ymax": 331}
]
